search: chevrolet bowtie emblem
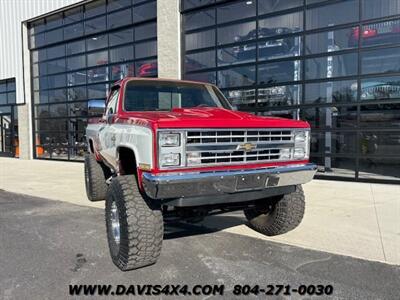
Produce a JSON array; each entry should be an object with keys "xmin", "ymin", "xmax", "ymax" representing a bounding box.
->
[{"xmin": 237, "ymin": 143, "xmax": 256, "ymax": 152}]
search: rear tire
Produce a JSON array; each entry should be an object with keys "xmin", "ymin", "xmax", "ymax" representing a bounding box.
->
[
  {"xmin": 105, "ymin": 175, "xmax": 163, "ymax": 271},
  {"xmin": 84, "ymin": 154, "xmax": 109, "ymax": 202},
  {"xmin": 244, "ymin": 185, "xmax": 305, "ymax": 236}
]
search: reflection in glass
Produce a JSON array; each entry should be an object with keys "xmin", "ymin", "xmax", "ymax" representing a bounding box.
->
[
  {"xmin": 258, "ymin": 85, "xmax": 301, "ymax": 107},
  {"xmin": 360, "ymin": 76, "xmax": 400, "ymax": 101},
  {"xmin": 217, "ymin": 1, "xmax": 256, "ymax": 24},
  {"xmin": 110, "ymin": 45, "xmax": 134, "ymax": 63},
  {"xmin": 108, "ymin": 0, "xmax": 131, "ymax": 12},
  {"xmin": 87, "ymin": 66, "xmax": 109, "ymax": 83},
  {"xmin": 306, "ymin": 0, "xmax": 359, "ymax": 30},
  {"xmin": 69, "ymin": 101, "xmax": 88, "ymax": 117},
  {"xmin": 309, "ymin": 131, "xmax": 357, "ymax": 155},
  {"xmin": 218, "ymin": 44, "xmax": 256, "ymax": 66},
  {"xmin": 135, "ymin": 60, "xmax": 157, "ymax": 77},
  {"xmin": 226, "ymin": 84, "xmax": 301, "ymax": 109},
  {"xmin": 68, "ymin": 87, "xmax": 87, "ymax": 102},
  {"xmin": 135, "ymin": 41, "xmax": 157, "ymax": 59},
  {"xmin": 47, "ymin": 59, "xmax": 66, "ymax": 75},
  {"xmin": 300, "ymin": 106, "xmax": 358, "ymax": 129},
  {"xmin": 359, "ymin": 20, "xmax": 400, "ymax": 47},
  {"xmin": 64, "ymin": 23, "xmax": 84, "ymax": 40},
  {"xmin": 359, "ymin": 158, "xmax": 400, "ymax": 180},
  {"xmin": 183, "ymin": 9, "xmax": 215, "ymax": 31},
  {"xmin": 66, "ymin": 40, "xmax": 85, "ymax": 55},
  {"xmin": 359, "ymin": 104, "xmax": 400, "ymax": 128},
  {"xmin": 185, "ymin": 29, "xmax": 215, "ymax": 51},
  {"xmin": 48, "ymin": 89, "xmax": 67, "ymax": 103},
  {"xmin": 258, "ymin": 60, "xmax": 300, "ymax": 85},
  {"xmin": 108, "ymin": 9, "xmax": 132, "ymax": 29},
  {"xmin": 186, "ymin": 50, "xmax": 215, "ymax": 71},
  {"xmin": 85, "ymin": 16, "xmax": 106, "ymax": 35},
  {"xmin": 304, "ymin": 80, "xmax": 358, "ymax": 104},
  {"xmin": 86, "ymin": 34, "xmax": 108, "ymax": 51},
  {"xmin": 314, "ymin": 157, "xmax": 356, "ymax": 178},
  {"xmin": 307, "ymin": 27, "xmax": 358, "ymax": 54},
  {"xmin": 362, "ymin": 0, "xmax": 400, "ymax": 20},
  {"xmin": 259, "ymin": 0, "xmax": 303, "ymax": 14},
  {"xmin": 88, "ymin": 84, "xmax": 108, "ymax": 99},
  {"xmin": 305, "ymin": 53, "xmax": 358, "ymax": 80},
  {"xmin": 217, "ymin": 21, "xmax": 256, "ymax": 45},
  {"xmin": 360, "ymin": 132, "xmax": 400, "ymax": 157},
  {"xmin": 67, "ymin": 55, "xmax": 86, "ymax": 71},
  {"xmin": 87, "ymin": 50, "xmax": 108, "ymax": 67},
  {"xmin": 136, "ymin": 23, "xmax": 157, "ymax": 41},
  {"xmin": 85, "ymin": 0, "xmax": 106, "ymax": 18},
  {"xmin": 49, "ymin": 103, "xmax": 68, "ymax": 118},
  {"xmin": 258, "ymin": 36, "xmax": 301, "ymax": 61},
  {"xmin": 258, "ymin": 12, "xmax": 303, "ymax": 37},
  {"xmin": 183, "ymin": 0, "xmax": 214, "ymax": 10},
  {"xmin": 185, "ymin": 71, "xmax": 216, "ymax": 84},
  {"xmin": 133, "ymin": 2, "xmax": 157, "ymax": 22},
  {"xmin": 109, "ymin": 29, "xmax": 134, "ymax": 46},
  {"xmin": 111, "ymin": 63, "xmax": 135, "ymax": 80},
  {"xmin": 47, "ymin": 45, "xmax": 65, "ymax": 60},
  {"xmin": 46, "ymin": 28, "xmax": 63, "ymax": 44},
  {"xmin": 362, "ymin": 47, "xmax": 400, "ymax": 75},
  {"xmin": 218, "ymin": 66, "xmax": 256, "ymax": 88},
  {"xmin": 64, "ymin": 7, "xmax": 83, "ymax": 24}
]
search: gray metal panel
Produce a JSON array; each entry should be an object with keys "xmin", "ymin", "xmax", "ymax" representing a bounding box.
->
[{"xmin": 0, "ymin": 0, "xmax": 81, "ymax": 104}]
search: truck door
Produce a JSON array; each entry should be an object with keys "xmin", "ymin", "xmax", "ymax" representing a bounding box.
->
[{"xmin": 98, "ymin": 87, "xmax": 120, "ymax": 167}]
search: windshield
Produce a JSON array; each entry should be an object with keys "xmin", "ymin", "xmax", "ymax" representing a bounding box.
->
[{"xmin": 124, "ymin": 80, "xmax": 231, "ymax": 112}]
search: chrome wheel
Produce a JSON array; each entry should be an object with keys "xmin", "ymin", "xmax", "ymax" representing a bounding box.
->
[{"xmin": 110, "ymin": 201, "xmax": 120, "ymax": 245}]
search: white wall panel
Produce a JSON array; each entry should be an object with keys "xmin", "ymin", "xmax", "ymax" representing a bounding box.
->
[{"xmin": 0, "ymin": 0, "xmax": 82, "ymax": 104}]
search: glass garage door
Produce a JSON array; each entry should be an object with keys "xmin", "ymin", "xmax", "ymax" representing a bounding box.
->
[{"xmin": 181, "ymin": 0, "xmax": 400, "ymax": 183}]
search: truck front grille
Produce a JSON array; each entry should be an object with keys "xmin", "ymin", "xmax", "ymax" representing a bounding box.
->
[{"xmin": 185, "ymin": 129, "xmax": 294, "ymax": 166}]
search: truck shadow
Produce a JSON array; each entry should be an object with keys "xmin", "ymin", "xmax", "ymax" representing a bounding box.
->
[{"xmin": 164, "ymin": 214, "xmax": 245, "ymax": 240}]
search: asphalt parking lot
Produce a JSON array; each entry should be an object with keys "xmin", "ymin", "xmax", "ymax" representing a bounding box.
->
[{"xmin": 0, "ymin": 190, "xmax": 399, "ymax": 300}]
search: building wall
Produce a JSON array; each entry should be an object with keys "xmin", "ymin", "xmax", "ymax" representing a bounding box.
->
[
  {"xmin": 181, "ymin": 0, "xmax": 400, "ymax": 183},
  {"xmin": 0, "ymin": 0, "xmax": 81, "ymax": 104},
  {"xmin": 25, "ymin": 0, "xmax": 158, "ymax": 161},
  {"xmin": 1, "ymin": 0, "xmax": 398, "ymax": 183}
]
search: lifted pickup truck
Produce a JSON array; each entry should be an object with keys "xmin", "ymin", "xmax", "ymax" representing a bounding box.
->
[{"xmin": 85, "ymin": 77, "xmax": 317, "ymax": 271}]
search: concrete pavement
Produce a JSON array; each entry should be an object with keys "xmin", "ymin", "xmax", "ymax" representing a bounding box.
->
[
  {"xmin": 1, "ymin": 157, "xmax": 399, "ymax": 265},
  {"xmin": 1, "ymin": 191, "xmax": 399, "ymax": 300}
]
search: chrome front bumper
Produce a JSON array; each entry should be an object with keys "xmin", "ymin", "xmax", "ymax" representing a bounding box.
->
[{"xmin": 142, "ymin": 163, "xmax": 317, "ymax": 200}]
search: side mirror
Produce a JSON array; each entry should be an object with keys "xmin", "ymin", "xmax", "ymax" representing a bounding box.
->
[{"xmin": 88, "ymin": 99, "xmax": 106, "ymax": 117}]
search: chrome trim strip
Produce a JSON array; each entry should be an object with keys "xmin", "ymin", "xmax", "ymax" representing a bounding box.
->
[
  {"xmin": 157, "ymin": 128, "xmax": 310, "ymax": 170},
  {"xmin": 142, "ymin": 163, "xmax": 317, "ymax": 200}
]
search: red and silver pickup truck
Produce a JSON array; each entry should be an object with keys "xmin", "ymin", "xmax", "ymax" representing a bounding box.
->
[{"xmin": 85, "ymin": 77, "xmax": 317, "ymax": 271}]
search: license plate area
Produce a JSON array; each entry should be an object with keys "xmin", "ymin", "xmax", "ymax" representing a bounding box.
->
[{"xmin": 235, "ymin": 174, "xmax": 267, "ymax": 191}]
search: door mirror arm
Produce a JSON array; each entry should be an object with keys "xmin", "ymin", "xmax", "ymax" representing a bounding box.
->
[{"xmin": 107, "ymin": 114, "xmax": 114, "ymax": 124}]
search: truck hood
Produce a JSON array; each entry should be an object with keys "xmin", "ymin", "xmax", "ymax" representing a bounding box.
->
[{"xmin": 119, "ymin": 107, "xmax": 309, "ymax": 129}]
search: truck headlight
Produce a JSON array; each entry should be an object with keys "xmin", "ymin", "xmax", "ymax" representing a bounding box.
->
[
  {"xmin": 294, "ymin": 131, "xmax": 306, "ymax": 143},
  {"xmin": 293, "ymin": 148, "xmax": 305, "ymax": 159},
  {"xmin": 293, "ymin": 130, "xmax": 310, "ymax": 160},
  {"xmin": 160, "ymin": 153, "xmax": 180, "ymax": 167},
  {"xmin": 159, "ymin": 133, "xmax": 180, "ymax": 147}
]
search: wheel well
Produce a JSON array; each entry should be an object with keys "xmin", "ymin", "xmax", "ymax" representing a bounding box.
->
[
  {"xmin": 88, "ymin": 139, "xmax": 95, "ymax": 153},
  {"xmin": 118, "ymin": 147, "xmax": 137, "ymax": 175}
]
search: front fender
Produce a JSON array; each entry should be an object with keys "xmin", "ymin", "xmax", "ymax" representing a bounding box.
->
[{"xmin": 113, "ymin": 124, "xmax": 154, "ymax": 169}]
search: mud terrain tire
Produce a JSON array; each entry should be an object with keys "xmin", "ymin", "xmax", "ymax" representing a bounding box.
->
[
  {"xmin": 84, "ymin": 154, "xmax": 108, "ymax": 201},
  {"xmin": 244, "ymin": 185, "xmax": 305, "ymax": 236},
  {"xmin": 105, "ymin": 175, "xmax": 163, "ymax": 271}
]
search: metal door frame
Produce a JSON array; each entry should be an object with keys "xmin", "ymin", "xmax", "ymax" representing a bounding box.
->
[{"xmin": 0, "ymin": 107, "xmax": 15, "ymax": 157}]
